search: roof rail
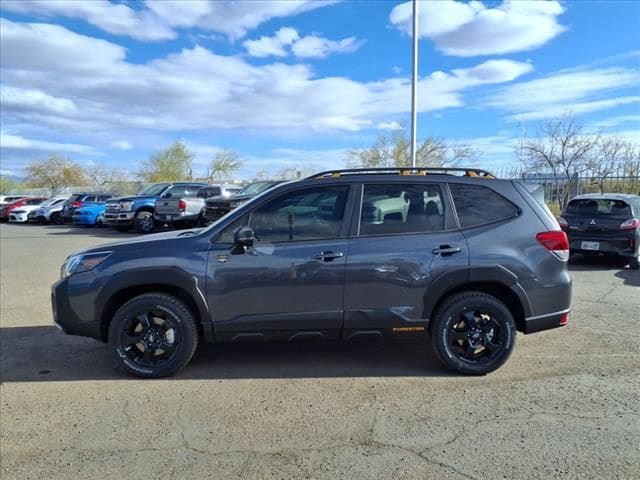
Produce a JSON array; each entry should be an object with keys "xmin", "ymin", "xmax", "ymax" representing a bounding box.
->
[{"xmin": 308, "ymin": 167, "xmax": 496, "ymax": 179}]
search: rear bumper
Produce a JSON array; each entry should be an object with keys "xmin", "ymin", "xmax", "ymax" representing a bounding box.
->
[
  {"xmin": 568, "ymin": 231, "xmax": 637, "ymax": 257},
  {"xmin": 155, "ymin": 212, "xmax": 199, "ymax": 223},
  {"xmin": 524, "ymin": 308, "xmax": 570, "ymax": 334}
]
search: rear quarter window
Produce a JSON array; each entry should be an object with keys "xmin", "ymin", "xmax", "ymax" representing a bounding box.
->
[{"xmin": 449, "ymin": 183, "xmax": 519, "ymax": 228}]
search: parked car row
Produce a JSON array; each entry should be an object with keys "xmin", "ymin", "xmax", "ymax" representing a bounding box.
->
[{"xmin": 1, "ymin": 180, "xmax": 283, "ymax": 234}]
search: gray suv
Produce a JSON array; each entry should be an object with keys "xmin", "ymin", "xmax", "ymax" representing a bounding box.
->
[{"xmin": 52, "ymin": 168, "xmax": 572, "ymax": 378}]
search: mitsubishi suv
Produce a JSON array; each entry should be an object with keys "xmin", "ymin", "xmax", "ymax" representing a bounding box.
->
[{"xmin": 52, "ymin": 168, "xmax": 572, "ymax": 378}]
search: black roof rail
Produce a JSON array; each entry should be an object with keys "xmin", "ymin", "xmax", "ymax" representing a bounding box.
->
[{"xmin": 308, "ymin": 167, "xmax": 496, "ymax": 179}]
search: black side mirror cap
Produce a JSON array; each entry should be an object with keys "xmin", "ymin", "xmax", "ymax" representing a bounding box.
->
[{"xmin": 234, "ymin": 226, "xmax": 255, "ymax": 247}]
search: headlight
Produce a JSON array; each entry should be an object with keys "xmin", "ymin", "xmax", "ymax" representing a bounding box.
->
[
  {"xmin": 61, "ymin": 251, "xmax": 112, "ymax": 278},
  {"xmin": 119, "ymin": 201, "xmax": 133, "ymax": 211}
]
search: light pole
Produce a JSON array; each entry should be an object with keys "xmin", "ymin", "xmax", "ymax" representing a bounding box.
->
[{"xmin": 410, "ymin": 0, "xmax": 419, "ymax": 168}]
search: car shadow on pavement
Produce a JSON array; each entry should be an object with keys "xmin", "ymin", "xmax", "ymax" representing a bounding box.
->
[
  {"xmin": 0, "ymin": 326, "xmax": 450, "ymax": 382},
  {"xmin": 568, "ymin": 254, "xmax": 640, "ymax": 286}
]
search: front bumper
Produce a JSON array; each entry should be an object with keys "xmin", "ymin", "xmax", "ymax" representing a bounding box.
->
[
  {"xmin": 105, "ymin": 211, "xmax": 135, "ymax": 226},
  {"xmin": 9, "ymin": 212, "xmax": 29, "ymax": 222},
  {"xmin": 51, "ymin": 277, "xmax": 102, "ymax": 339},
  {"xmin": 568, "ymin": 231, "xmax": 637, "ymax": 257}
]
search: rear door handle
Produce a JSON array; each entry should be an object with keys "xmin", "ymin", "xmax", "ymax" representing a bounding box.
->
[
  {"xmin": 432, "ymin": 245, "xmax": 462, "ymax": 255},
  {"xmin": 313, "ymin": 251, "xmax": 344, "ymax": 262}
]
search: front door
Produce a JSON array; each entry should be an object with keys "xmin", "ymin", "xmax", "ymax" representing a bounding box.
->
[
  {"xmin": 344, "ymin": 182, "xmax": 469, "ymax": 340},
  {"xmin": 207, "ymin": 184, "xmax": 353, "ymax": 342}
]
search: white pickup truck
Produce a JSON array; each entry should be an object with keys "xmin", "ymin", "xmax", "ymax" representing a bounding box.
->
[{"xmin": 154, "ymin": 185, "xmax": 225, "ymax": 228}]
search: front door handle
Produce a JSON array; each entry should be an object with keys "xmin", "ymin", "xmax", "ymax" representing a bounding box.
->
[
  {"xmin": 313, "ymin": 251, "xmax": 344, "ymax": 262},
  {"xmin": 432, "ymin": 245, "xmax": 462, "ymax": 256}
]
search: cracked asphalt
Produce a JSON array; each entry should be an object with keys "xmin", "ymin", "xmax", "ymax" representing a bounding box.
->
[{"xmin": 1, "ymin": 223, "xmax": 639, "ymax": 479}]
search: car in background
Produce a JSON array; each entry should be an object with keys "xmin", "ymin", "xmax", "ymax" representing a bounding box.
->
[
  {"xmin": 204, "ymin": 180, "xmax": 282, "ymax": 222},
  {"xmin": 8, "ymin": 198, "xmax": 47, "ymax": 223},
  {"xmin": 72, "ymin": 203, "xmax": 108, "ymax": 227},
  {"xmin": 61, "ymin": 193, "xmax": 114, "ymax": 223},
  {"xmin": 27, "ymin": 197, "xmax": 68, "ymax": 223},
  {"xmin": 105, "ymin": 182, "xmax": 208, "ymax": 234},
  {"xmin": 0, "ymin": 195, "xmax": 27, "ymax": 207},
  {"xmin": 155, "ymin": 185, "xmax": 228, "ymax": 228},
  {"xmin": 559, "ymin": 193, "xmax": 640, "ymax": 269},
  {"xmin": 1, "ymin": 197, "xmax": 38, "ymax": 221}
]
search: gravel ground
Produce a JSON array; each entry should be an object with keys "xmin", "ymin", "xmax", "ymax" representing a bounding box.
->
[{"xmin": 1, "ymin": 223, "xmax": 638, "ymax": 480}]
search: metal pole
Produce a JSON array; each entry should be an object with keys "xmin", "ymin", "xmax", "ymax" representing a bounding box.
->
[{"xmin": 410, "ymin": 0, "xmax": 419, "ymax": 168}]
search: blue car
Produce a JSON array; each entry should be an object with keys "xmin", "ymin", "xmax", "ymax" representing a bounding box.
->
[{"xmin": 72, "ymin": 203, "xmax": 107, "ymax": 226}]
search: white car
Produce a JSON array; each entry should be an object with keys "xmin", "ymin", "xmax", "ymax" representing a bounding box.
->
[
  {"xmin": 9, "ymin": 199, "xmax": 47, "ymax": 223},
  {"xmin": 27, "ymin": 197, "xmax": 68, "ymax": 223}
]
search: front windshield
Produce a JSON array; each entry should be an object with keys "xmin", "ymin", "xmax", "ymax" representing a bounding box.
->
[
  {"xmin": 138, "ymin": 183, "xmax": 170, "ymax": 196},
  {"xmin": 237, "ymin": 182, "xmax": 274, "ymax": 196}
]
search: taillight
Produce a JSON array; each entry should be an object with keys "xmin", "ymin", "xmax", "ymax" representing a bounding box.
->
[
  {"xmin": 71, "ymin": 201, "xmax": 83, "ymax": 208},
  {"xmin": 178, "ymin": 199, "xmax": 187, "ymax": 211},
  {"xmin": 620, "ymin": 218, "xmax": 639, "ymax": 230},
  {"xmin": 559, "ymin": 313, "xmax": 569, "ymax": 326},
  {"xmin": 557, "ymin": 216, "xmax": 568, "ymax": 229},
  {"xmin": 536, "ymin": 230, "xmax": 570, "ymax": 261}
]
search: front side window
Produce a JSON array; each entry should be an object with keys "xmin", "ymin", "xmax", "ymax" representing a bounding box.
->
[
  {"xmin": 359, "ymin": 183, "xmax": 445, "ymax": 236},
  {"xmin": 449, "ymin": 184, "xmax": 519, "ymax": 228},
  {"xmin": 218, "ymin": 186, "xmax": 349, "ymax": 244}
]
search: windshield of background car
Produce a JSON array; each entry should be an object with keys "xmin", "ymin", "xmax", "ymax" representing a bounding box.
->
[
  {"xmin": 565, "ymin": 199, "xmax": 632, "ymax": 218},
  {"xmin": 237, "ymin": 182, "xmax": 274, "ymax": 196},
  {"xmin": 138, "ymin": 183, "xmax": 169, "ymax": 196}
]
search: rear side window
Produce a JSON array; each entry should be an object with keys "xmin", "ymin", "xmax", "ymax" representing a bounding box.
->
[
  {"xmin": 565, "ymin": 199, "xmax": 632, "ymax": 218},
  {"xmin": 449, "ymin": 184, "xmax": 519, "ymax": 228},
  {"xmin": 359, "ymin": 183, "xmax": 445, "ymax": 236},
  {"xmin": 198, "ymin": 187, "xmax": 221, "ymax": 198}
]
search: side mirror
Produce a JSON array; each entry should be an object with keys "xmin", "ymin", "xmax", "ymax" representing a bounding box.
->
[
  {"xmin": 163, "ymin": 192, "xmax": 172, "ymax": 198},
  {"xmin": 234, "ymin": 226, "xmax": 256, "ymax": 248}
]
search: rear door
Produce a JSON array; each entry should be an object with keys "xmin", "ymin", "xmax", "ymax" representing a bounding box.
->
[{"xmin": 343, "ymin": 182, "xmax": 468, "ymax": 339}]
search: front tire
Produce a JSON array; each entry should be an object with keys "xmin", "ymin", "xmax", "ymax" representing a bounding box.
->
[
  {"xmin": 430, "ymin": 291, "xmax": 516, "ymax": 375},
  {"xmin": 134, "ymin": 211, "xmax": 155, "ymax": 234},
  {"xmin": 50, "ymin": 212, "xmax": 62, "ymax": 225},
  {"xmin": 108, "ymin": 293, "xmax": 199, "ymax": 378}
]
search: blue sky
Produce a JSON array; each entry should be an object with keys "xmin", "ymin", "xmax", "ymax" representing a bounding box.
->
[{"xmin": 1, "ymin": 0, "xmax": 639, "ymax": 179}]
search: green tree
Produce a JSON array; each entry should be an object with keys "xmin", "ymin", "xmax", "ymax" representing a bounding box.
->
[
  {"xmin": 24, "ymin": 155, "xmax": 87, "ymax": 191},
  {"xmin": 138, "ymin": 141, "xmax": 194, "ymax": 182},
  {"xmin": 207, "ymin": 148, "xmax": 242, "ymax": 181},
  {"xmin": 0, "ymin": 175, "xmax": 18, "ymax": 194},
  {"xmin": 348, "ymin": 128, "xmax": 476, "ymax": 168}
]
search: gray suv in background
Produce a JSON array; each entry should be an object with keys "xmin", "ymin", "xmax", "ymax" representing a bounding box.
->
[{"xmin": 52, "ymin": 168, "xmax": 572, "ymax": 378}]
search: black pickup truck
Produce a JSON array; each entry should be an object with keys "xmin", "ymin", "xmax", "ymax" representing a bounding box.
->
[{"xmin": 203, "ymin": 180, "xmax": 282, "ymax": 222}]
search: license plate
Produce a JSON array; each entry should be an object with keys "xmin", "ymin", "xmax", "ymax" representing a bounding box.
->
[{"xmin": 581, "ymin": 241, "xmax": 600, "ymax": 251}]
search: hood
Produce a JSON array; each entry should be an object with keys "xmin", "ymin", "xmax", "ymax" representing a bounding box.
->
[
  {"xmin": 108, "ymin": 195, "xmax": 157, "ymax": 203},
  {"xmin": 206, "ymin": 194, "xmax": 253, "ymax": 205},
  {"xmin": 79, "ymin": 228, "xmax": 205, "ymax": 254}
]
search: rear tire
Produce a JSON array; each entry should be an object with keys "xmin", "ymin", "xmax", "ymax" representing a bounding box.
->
[
  {"xmin": 629, "ymin": 255, "xmax": 639, "ymax": 270},
  {"xmin": 430, "ymin": 291, "xmax": 516, "ymax": 375},
  {"xmin": 108, "ymin": 293, "xmax": 199, "ymax": 378},
  {"xmin": 135, "ymin": 211, "xmax": 155, "ymax": 234}
]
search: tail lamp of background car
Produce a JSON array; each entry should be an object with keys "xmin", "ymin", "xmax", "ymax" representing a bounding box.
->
[
  {"xmin": 70, "ymin": 201, "xmax": 84, "ymax": 208},
  {"xmin": 178, "ymin": 199, "xmax": 187, "ymax": 212},
  {"xmin": 536, "ymin": 230, "xmax": 570, "ymax": 261},
  {"xmin": 620, "ymin": 218, "xmax": 640, "ymax": 230}
]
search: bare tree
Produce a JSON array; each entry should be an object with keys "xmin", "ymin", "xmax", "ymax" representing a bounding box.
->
[
  {"xmin": 24, "ymin": 155, "xmax": 87, "ymax": 192},
  {"xmin": 523, "ymin": 114, "xmax": 599, "ymax": 207},
  {"xmin": 85, "ymin": 165, "xmax": 130, "ymax": 187},
  {"xmin": 588, "ymin": 136, "xmax": 627, "ymax": 193},
  {"xmin": 348, "ymin": 128, "xmax": 476, "ymax": 169},
  {"xmin": 208, "ymin": 148, "xmax": 243, "ymax": 182}
]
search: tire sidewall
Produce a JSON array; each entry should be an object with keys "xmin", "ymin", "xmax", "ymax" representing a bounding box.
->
[
  {"xmin": 432, "ymin": 293, "xmax": 516, "ymax": 375},
  {"xmin": 135, "ymin": 211, "xmax": 155, "ymax": 234},
  {"xmin": 108, "ymin": 295, "xmax": 198, "ymax": 378}
]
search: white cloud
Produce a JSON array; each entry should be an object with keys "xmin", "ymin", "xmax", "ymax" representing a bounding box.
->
[
  {"xmin": 485, "ymin": 66, "xmax": 640, "ymax": 120},
  {"xmin": 111, "ymin": 140, "xmax": 133, "ymax": 150},
  {"xmin": 377, "ymin": 121, "xmax": 404, "ymax": 130},
  {"xmin": 243, "ymin": 27, "xmax": 300, "ymax": 58},
  {"xmin": 291, "ymin": 35, "xmax": 362, "ymax": 58},
  {"xmin": 1, "ymin": 0, "xmax": 336, "ymax": 41},
  {"xmin": 591, "ymin": 115, "xmax": 640, "ymax": 129},
  {"xmin": 390, "ymin": 0, "xmax": 566, "ymax": 57},
  {"xmin": 1, "ymin": 19, "xmax": 533, "ymax": 139},
  {"xmin": 0, "ymin": 132, "xmax": 97, "ymax": 155},
  {"xmin": 1, "ymin": 0, "xmax": 175, "ymax": 41},
  {"xmin": 1, "ymin": 86, "xmax": 77, "ymax": 115},
  {"xmin": 244, "ymin": 27, "xmax": 362, "ymax": 59}
]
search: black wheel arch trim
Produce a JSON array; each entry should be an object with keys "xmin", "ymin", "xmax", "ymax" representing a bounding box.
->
[
  {"xmin": 423, "ymin": 265, "xmax": 532, "ymax": 325},
  {"xmin": 96, "ymin": 267, "xmax": 213, "ymax": 342}
]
